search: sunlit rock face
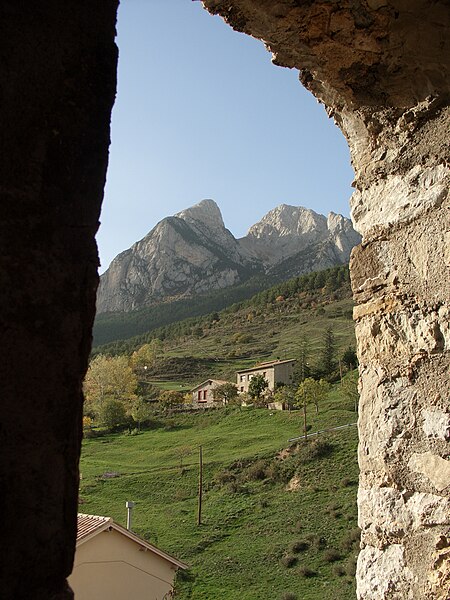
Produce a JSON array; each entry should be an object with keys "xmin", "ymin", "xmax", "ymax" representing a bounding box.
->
[
  {"xmin": 97, "ymin": 199, "xmax": 257, "ymax": 312},
  {"xmin": 202, "ymin": 1, "xmax": 450, "ymax": 597},
  {"xmin": 97, "ymin": 200, "xmax": 359, "ymax": 313}
]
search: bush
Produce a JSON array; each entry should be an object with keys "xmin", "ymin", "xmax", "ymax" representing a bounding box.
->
[
  {"xmin": 280, "ymin": 554, "xmax": 296, "ymax": 568},
  {"xmin": 227, "ymin": 481, "xmax": 247, "ymax": 494},
  {"xmin": 345, "ymin": 556, "xmax": 357, "ymax": 577},
  {"xmin": 265, "ymin": 459, "xmax": 295, "ymax": 484},
  {"xmin": 289, "ymin": 540, "xmax": 309, "ymax": 553},
  {"xmin": 245, "ymin": 460, "xmax": 267, "ymax": 481},
  {"xmin": 332, "ymin": 564, "xmax": 346, "ymax": 577},
  {"xmin": 323, "ymin": 548, "xmax": 341, "ymax": 563},
  {"xmin": 98, "ymin": 399, "xmax": 127, "ymax": 431},
  {"xmin": 215, "ymin": 469, "xmax": 236, "ymax": 486},
  {"xmin": 298, "ymin": 566, "xmax": 316, "ymax": 578},
  {"xmin": 341, "ymin": 528, "xmax": 361, "ymax": 553},
  {"xmin": 307, "ymin": 534, "xmax": 327, "ymax": 551},
  {"xmin": 299, "ymin": 438, "xmax": 334, "ymax": 462},
  {"xmin": 341, "ymin": 477, "xmax": 354, "ymax": 487}
]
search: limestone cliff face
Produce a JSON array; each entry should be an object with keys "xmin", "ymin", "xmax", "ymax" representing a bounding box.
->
[
  {"xmin": 240, "ymin": 204, "xmax": 360, "ymax": 277},
  {"xmin": 97, "ymin": 200, "xmax": 360, "ymax": 313},
  {"xmin": 97, "ymin": 199, "xmax": 257, "ymax": 313}
]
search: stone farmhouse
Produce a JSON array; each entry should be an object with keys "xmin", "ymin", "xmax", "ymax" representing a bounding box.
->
[
  {"xmin": 236, "ymin": 359, "xmax": 295, "ymax": 394},
  {"xmin": 190, "ymin": 378, "xmax": 231, "ymax": 408}
]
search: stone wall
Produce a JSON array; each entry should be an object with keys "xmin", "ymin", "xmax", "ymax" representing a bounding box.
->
[{"xmin": 202, "ymin": 1, "xmax": 450, "ymax": 597}]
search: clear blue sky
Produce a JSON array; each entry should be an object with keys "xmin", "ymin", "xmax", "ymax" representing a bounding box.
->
[{"xmin": 98, "ymin": 0, "xmax": 354, "ymax": 272}]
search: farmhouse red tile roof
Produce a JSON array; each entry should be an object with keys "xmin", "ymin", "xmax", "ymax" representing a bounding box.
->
[
  {"xmin": 190, "ymin": 379, "xmax": 231, "ymax": 391},
  {"xmin": 77, "ymin": 513, "xmax": 111, "ymax": 542}
]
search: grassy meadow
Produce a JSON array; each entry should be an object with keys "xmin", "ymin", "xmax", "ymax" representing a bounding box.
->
[{"xmin": 79, "ymin": 383, "xmax": 359, "ymax": 599}]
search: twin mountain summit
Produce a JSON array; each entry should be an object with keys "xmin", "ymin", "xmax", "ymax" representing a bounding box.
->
[{"xmin": 97, "ymin": 199, "xmax": 361, "ymax": 314}]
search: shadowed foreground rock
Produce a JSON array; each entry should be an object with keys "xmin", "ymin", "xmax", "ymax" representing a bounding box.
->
[{"xmin": 0, "ymin": 2, "xmax": 118, "ymax": 598}]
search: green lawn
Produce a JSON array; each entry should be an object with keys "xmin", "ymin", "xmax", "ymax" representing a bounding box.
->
[{"xmin": 79, "ymin": 388, "xmax": 359, "ymax": 599}]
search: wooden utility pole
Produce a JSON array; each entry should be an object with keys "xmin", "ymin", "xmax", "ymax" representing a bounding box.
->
[{"xmin": 197, "ymin": 445, "xmax": 203, "ymax": 526}]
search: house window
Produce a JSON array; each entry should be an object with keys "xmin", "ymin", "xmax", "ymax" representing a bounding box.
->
[
  {"xmin": 203, "ymin": 390, "xmax": 207, "ymax": 400},
  {"xmin": 240, "ymin": 375, "xmax": 245, "ymax": 382},
  {"xmin": 240, "ymin": 386, "xmax": 244, "ymax": 392},
  {"xmin": 263, "ymin": 372, "xmax": 266, "ymax": 377},
  {"xmin": 197, "ymin": 390, "xmax": 201, "ymax": 401}
]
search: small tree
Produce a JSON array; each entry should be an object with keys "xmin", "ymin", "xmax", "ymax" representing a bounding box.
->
[
  {"xmin": 273, "ymin": 385, "xmax": 296, "ymax": 411},
  {"xmin": 130, "ymin": 339, "xmax": 163, "ymax": 372},
  {"xmin": 159, "ymin": 390, "xmax": 184, "ymax": 409},
  {"xmin": 292, "ymin": 337, "xmax": 311, "ymax": 385},
  {"xmin": 130, "ymin": 398, "xmax": 152, "ymax": 431},
  {"xmin": 341, "ymin": 370, "xmax": 359, "ymax": 413},
  {"xmin": 84, "ymin": 354, "xmax": 138, "ymax": 421},
  {"xmin": 175, "ymin": 446, "xmax": 192, "ymax": 471},
  {"xmin": 341, "ymin": 347, "xmax": 358, "ymax": 371},
  {"xmin": 320, "ymin": 327, "xmax": 336, "ymax": 377},
  {"xmin": 99, "ymin": 399, "xmax": 127, "ymax": 431},
  {"xmin": 248, "ymin": 374, "xmax": 269, "ymax": 403},
  {"xmin": 295, "ymin": 378, "xmax": 329, "ymax": 439},
  {"xmin": 212, "ymin": 383, "xmax": 238, "ymax": 405}
]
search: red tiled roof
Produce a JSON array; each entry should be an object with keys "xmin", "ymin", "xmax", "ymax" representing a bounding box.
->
[
  {"xmin": 236, "ymin": 359, "xmax": 295, "ymax": 374},
  {"xmin": 76, "ymin": 514, "xmax": 188, "ymax": 570},
  {"xmin": 190, "ymin": 379, "xmax": 232, "ymax": 392},
  {"xmin": 77, "ymin": 513, "xmax": 111, "ymax": 542}
]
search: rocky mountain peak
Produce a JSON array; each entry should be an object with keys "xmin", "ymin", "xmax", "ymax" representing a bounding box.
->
[
  {"xmin": 175, "ymin": 199, "xmax": 225, "ymax": 232},
  {"xmin": 96, "ymin": 199, "xmax": 361, "ymax": 314},
  {"xmin": 246, "ymin": 204, "xmax": 327, "ymax": 239}
]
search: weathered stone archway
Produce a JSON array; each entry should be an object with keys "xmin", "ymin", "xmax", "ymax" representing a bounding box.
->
[{"xmin": 0, "ymin": 1, "xmax": 448, "ymax": 598}]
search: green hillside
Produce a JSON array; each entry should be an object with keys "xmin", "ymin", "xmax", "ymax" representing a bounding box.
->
[
  {"xmin": 79, "ymin": 384, "xmax": 359, "ymax": 599},
  {"xmin": 93, "ymin": 266, "xmax": 351, "ymax": 350},
  {"xmin": 92, "ymin": 266, "xmax": 355, "ymax": 386},
  {"xmin": 93, "ymin": 275, "xmax": 272, "ymax": 347}
]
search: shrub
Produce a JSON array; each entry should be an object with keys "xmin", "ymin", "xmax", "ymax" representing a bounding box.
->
[
  {"xmin": 298, "ymin": 566, "xmax": 316, "ymax": 578},
  {"xmin": 341, "ymin": 528, "xmax": 361, "ymax": 553},
  {"xmin": 289, "ymin": 540, "xmax": 309, "ymax": 553},
  {"xmin": 163, "ymin": 419, "xmax": 177, "ymax": 431},
  {"xmin": 98, "ymin": 399, "xmax": 127, "ymax": 431},
  {"xmin": 323, "ymin": 548, "xmax": 341, "ymax": 563},
  {"xmin": 265, "ymin": 459, "xmax": 295, "ymax": 483},
  {"xmin": 299, "ymin": 438, "xmax": 334, "ymax": 461},
  {"xmin": 332, "ymin": 564, "xmax": 346, "ymax": 577},
  {"xmin": 227, "ymin": 481, "xmax": 248, "ymax": 494},
  {"xmin": 280, "ymin": 554, "xmax": 296, "ymax": 568},
  {"xmin": 245, "ymin": 460, "xmax": 267, "ymax": 481},
  {"xmin": 215, "ymin": 469, "xmax": 235, "ymax": 486},
  {"xmin": 345, "ymin": 556, "xmax": 357, "ymax": 577},
  {"xmin": 341, "ymin": 477, "xmax": 355, "ymax": 487},
  {"xmin": 307, "ymin": 534, "xmax": 327, "ymax": 551}
]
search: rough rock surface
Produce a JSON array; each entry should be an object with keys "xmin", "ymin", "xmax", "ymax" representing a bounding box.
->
[
  {"xmin": 201, "ymin": 1, "xmax": 450, "ymax": 598},
  {"xmin": 97, "ymin": 200, "xmax": 359, "ymax": 313},
  {"xmin": 240, "ymin": 204, "xmax": 360, "ymax": 271},
  {"xmin": 97, "ymin": 199, "xmax": 257, "ymax": 312}
]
